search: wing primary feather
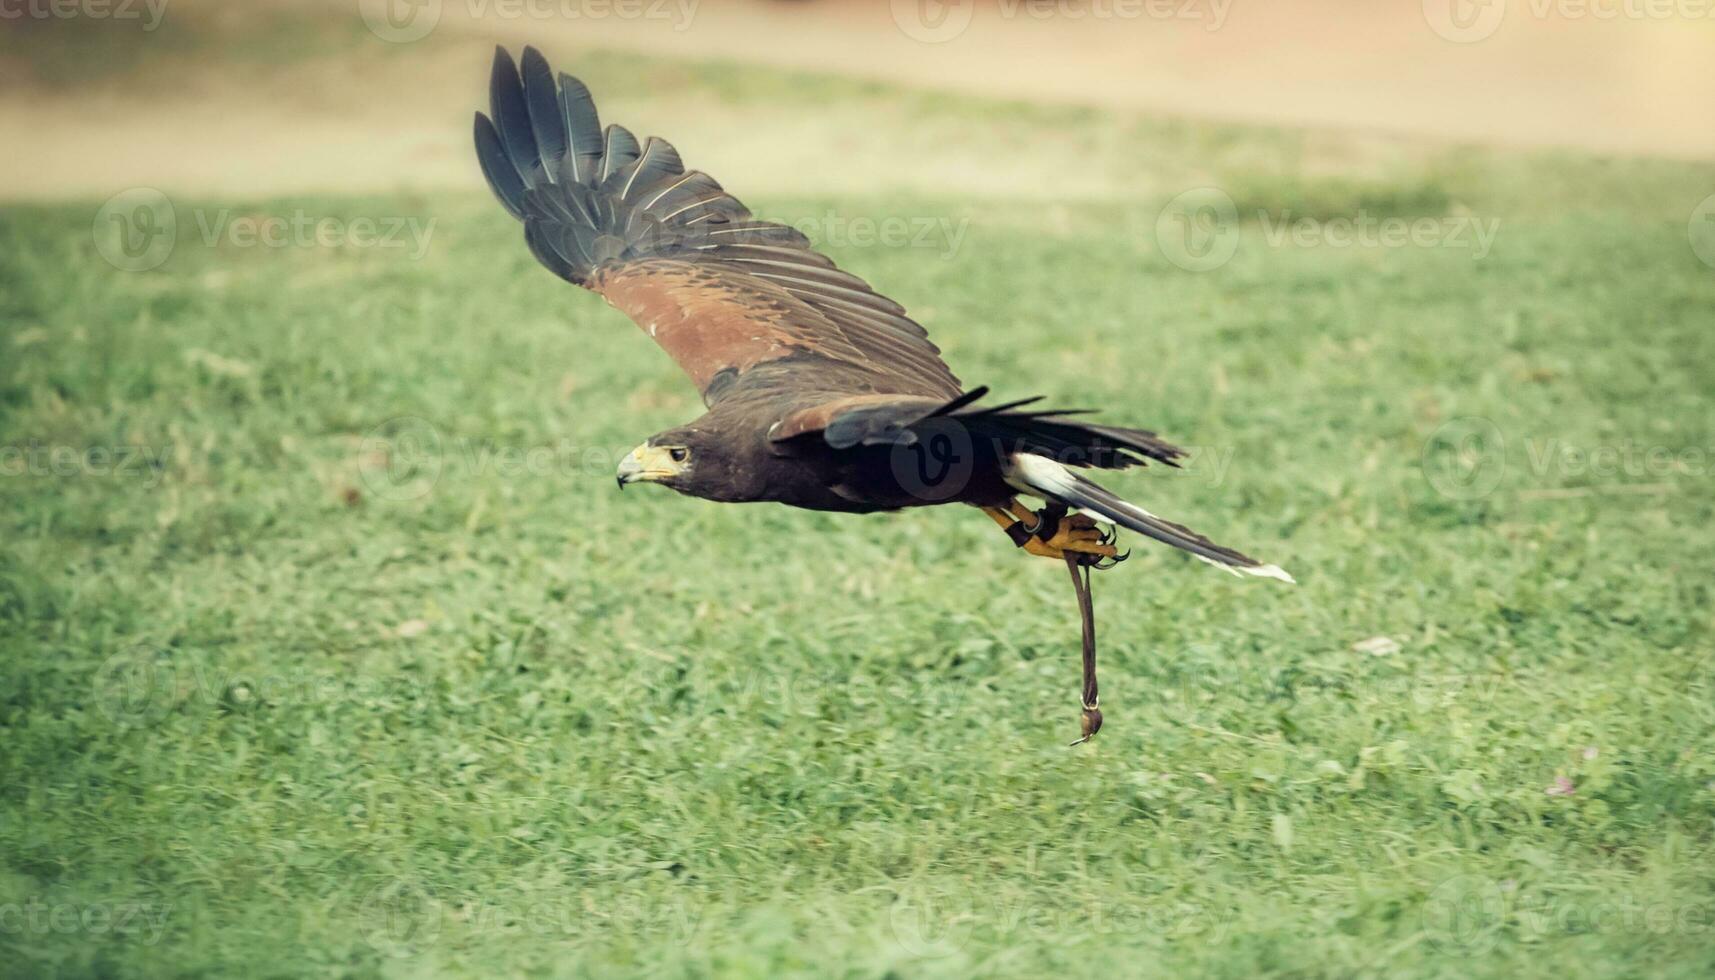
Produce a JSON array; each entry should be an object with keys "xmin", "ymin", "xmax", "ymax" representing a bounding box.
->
[
  {"xmin": 519, "ymin": 47, "xmax": 566, "ymax": 179},
  {"xmin": 618, "ymin": 138, "xmax": 655, "ymax": 201},
  {"xmin": 557, "ymin": 72, "xmax": 602, "ymax": 182},
  {"xmin": 489, "ymin": 47, "xmax": 543, "ymax": 186},
  {"xmin": 474, "ymin": 112, "xmax": 526, "ymax": 219},
  {"xmin": 599, "ymin": 124, "xmax": 641, "ymax": 184}
]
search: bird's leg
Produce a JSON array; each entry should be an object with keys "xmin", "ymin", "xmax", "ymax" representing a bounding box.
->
[{"xmin": 981, "ymin": 500, "xmax": 1117, "ymax": 564}]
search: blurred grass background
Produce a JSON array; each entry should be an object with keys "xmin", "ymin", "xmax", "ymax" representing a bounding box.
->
[{"xmin": 3, "ymin": 2, "xmax": 1714, "ymax": 978}]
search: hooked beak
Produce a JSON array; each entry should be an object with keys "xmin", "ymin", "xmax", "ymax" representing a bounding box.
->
[{"xmin": 615, "ymin": 443, "xmax": 680, "ymax": 489}]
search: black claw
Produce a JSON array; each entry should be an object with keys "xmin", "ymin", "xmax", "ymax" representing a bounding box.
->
[
  {"xmin": 1089, "ymin": 524, "xmax": 1124, "ymax": 568},
  {"xmin": 1093, "ymin": 549, "xmax": 1131, "ymax": 571}
]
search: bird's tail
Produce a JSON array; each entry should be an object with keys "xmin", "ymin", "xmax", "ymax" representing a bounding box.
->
[
  {"xmin": 1005, "ymin": 453, "xmax": 1295, "ymax": 583},
  {"xmin": 948, "ymin": 390, "xmax": 1186, "ymax": 469}
]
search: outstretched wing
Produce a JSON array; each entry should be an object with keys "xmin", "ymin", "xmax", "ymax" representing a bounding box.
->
[{"xmin": 474, "ymin": 47, "xmax": 962, "ymax": 406}]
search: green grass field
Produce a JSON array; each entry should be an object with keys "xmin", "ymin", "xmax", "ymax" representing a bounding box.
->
[{"xmin": 4, "ymin": 39, "xmax": 1715, "ymax": 978}]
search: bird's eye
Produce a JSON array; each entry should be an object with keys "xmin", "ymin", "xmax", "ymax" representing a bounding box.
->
[{"xmin": 669, "ymin": 447, "xmax": 689, "ymax": 463}]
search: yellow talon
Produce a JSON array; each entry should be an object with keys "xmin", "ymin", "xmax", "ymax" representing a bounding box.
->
[
  {"xmin": 983, "ymin": 502, "xmax": 1118, "ymax": 563},
  {"xmin": 1023, "ymin": 513, "xmax": 1116, "ymax": 561}
]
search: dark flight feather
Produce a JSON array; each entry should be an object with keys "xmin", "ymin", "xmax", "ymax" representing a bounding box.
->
[
  {"xmin": 474, "ymin": 113, "xmax": 526, "ymax": 219},
  {"xmin": 520, "ymin": 47, "xmax": 567, "ymax": 177},
  {"xmin": 618, "ymin": 137, "xmax": 685, "ymax": 201},
  {"xmin": 557, "ymin": 72, "xmax": 602, "ymax": 183},
  {"xmin": 599, "ymin": 125, "xmax": 642, "ymax": 184},
  {"xmin": 489, "ymin": 48, "xmax": 544, "ymax": 187}
]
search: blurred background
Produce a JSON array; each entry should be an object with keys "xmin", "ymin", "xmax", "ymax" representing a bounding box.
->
[{"xmin": 4, "ymin": 0, "xmax": 1712, "ymax": 203}]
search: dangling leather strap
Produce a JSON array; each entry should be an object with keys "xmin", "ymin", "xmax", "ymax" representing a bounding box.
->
[{"xmin": 1064, "ymin": 553, "xmax": 1102, "ymax": 745}]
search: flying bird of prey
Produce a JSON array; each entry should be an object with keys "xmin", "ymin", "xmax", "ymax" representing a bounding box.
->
[{"xmin": 474, "ymin": 47, "xmax": 1292, "ymax": 742}]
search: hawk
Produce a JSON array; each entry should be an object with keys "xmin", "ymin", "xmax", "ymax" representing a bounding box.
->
[{"xmin": 474, "ymin": 47, "xmax": 1292, "ymax": 742}]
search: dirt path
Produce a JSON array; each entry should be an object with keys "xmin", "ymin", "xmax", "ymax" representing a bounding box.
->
[{"xmin": 2, "ymin": 0, "xmax": 1709, "ymax": 202}]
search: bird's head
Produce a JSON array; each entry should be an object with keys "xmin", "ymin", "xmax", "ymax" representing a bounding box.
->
[
  {"xmin": 616, "ymin": 434, "xmax": 694, "ymax": 492},
  {"xmin": 616, "ymin": 427, "xmax": 745, "ymax": 500}
]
